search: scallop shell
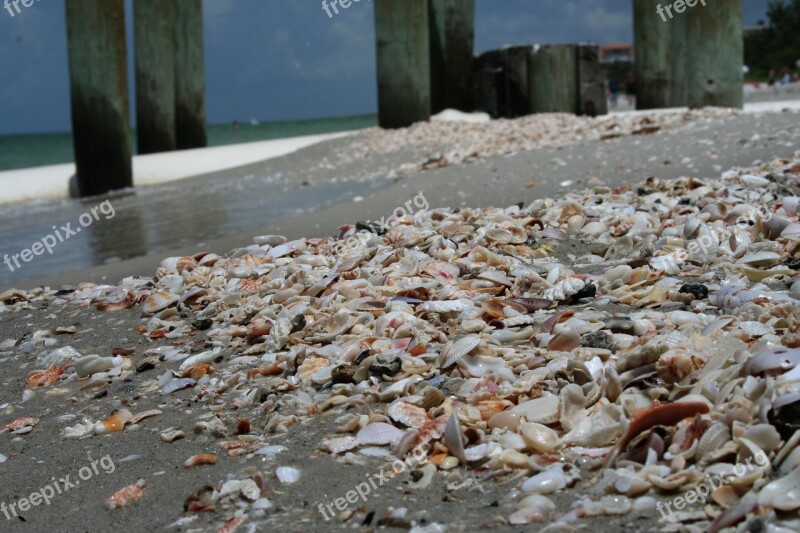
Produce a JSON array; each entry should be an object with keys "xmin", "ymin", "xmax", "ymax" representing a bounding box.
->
[
  {"xmin": 697, "ymin": 422, "xmax": 731, "ymax": 462},
  {"xmin": 444, "ymin": 410, "xmax": 467, "ymax": 464},
  {"xmin": 356, "ymin": 422, "xmax": 404, "ymax": 446},
  {"xmin": 388, "ymin": 401, "xmax": 428, "ymax": 428},
  {"xmin": 604, "ymin": 265, "xmax": 633, "ymax": 285},
  {"xmin": 143, "ymin": 290, "xmax": 180, "ymax": 315},
  {"xmin": 735, "ymin": 251, "xmax": 781, "ymax": 267},
  {"xmin": 437, "ymin": 334, "xmax": 480, "ymax": 368}
]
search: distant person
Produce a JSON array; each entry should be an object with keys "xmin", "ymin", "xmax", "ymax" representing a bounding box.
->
[
  {"xmin": 768, "ymin": 70, "xmax": 777, "ymax": 87},
  {"xmin": 232, "ymin": 120, "xmax": 240, "ymax": 131},
  {"xmin": 624, "ymin": 72, "xmax": 636, "ymax": 106},
  {"xmin": 780, "ymin": 67, "xmax": 791, "ymax": 85},
  {"xmin": 608, "ymin": 78, "xmax": 620, "ymax": 108}
]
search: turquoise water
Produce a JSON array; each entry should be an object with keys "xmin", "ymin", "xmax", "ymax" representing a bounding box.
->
[{"xmin": 0, "ymin": 114, "xmax": 377, "ymax": 171}]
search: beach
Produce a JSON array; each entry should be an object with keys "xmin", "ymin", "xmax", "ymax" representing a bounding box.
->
[{"xmin": 1, "ymin": 105, "xmax": 800, "ymax": 533}]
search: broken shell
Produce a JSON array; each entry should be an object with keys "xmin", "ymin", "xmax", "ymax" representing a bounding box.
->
[
  {"xmin": 105, "ymin": 480, "xmax": 146, "ymax": 510},
  {"xmin": 184, "ymin": 454, "xmax": 217, "ymax": 467}
]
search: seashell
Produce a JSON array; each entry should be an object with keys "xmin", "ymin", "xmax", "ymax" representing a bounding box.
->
[
  {"xmin": 418, "ymin": 300, "xmax": 464, "ymax": 313},
  {"xmin": 485, "ymin": 228, "xmax": 514, "ymax": 243},
  {"xmin": 757, "ymin": 463, "xmax": 800, "ymax": 510},
  {"xmin": 322, "ymin": 436, "xmax": 360, "ymax": 454},
  {"xmin": 743, "ymin": 424, "xmax": 781, "ymax": 452},
  {"xmin": 129, "ymin": 409, "xmax": 162, "ymax": 426},
  {"xmin": 604, "ymin": 265, "xmax": 633, "ymax": 285},
  {"xmin": 547, "ymin": 332, "xmax": 580, "ymax": 352},
  {"xmin": 444, "ymin": 410, "xmax": 467, "ymax": 464},
  {"xmin": 160, "ymin": 429, "xmax": 185, "ymax": 443},
  {"xmin": 356, "ymin": 422, "xmax": 404, "ymax": 446},
  {"xmin": 161, "ymin": 378, "xmax": 197, "ymax": 395},
  {"xmin": 735, "ymin": 251, "xmax": 781, "ymax": 267},
  {"xmin": 142, "ymin": 290, "xmax": 180, "ymax": 315},
  {"xmin": 488, "ymin": 411, "xmax": 522, "ymax": 432},
  {"xmin": 105, "ymin": 479, "xmax": 146, "ymax": 509},
  {"xmin": 388, "ymin": 401, "xmax": 428, "ymax": 428},
  {"xmin": 482, "ymin": 298, "xmax": 527, "ymax": 318},
  {"xmin": 421, "ymin": 387, "xmax": 445, "ymax": 410},
  {"xmin": 511, "ymin": 395, "xmax": 560, "ymax": 425},
  {"xmin": 521, "ymin": 466, "xmax": 568, "ymax": 494},
  {"xmin": 437, "ymin": 334, "xmax": 480, "ymax": 368},
  {"xmin": 275, "ymin": 466, "xmax": 301, "ymax": 484},
  {"xmin": 520, "ymin": 422, "xmax": 561, "ymax": 453},
  {"xmin": 94, "ymin": 409, "xmax": 133, "ymax": 435},
  {"xmin": 543, "ymin": 278, "xmax": 585, "ymax": 302},
  {"xmin": 606, "ymin": 401, "xmax": 710, "ymax": 467},
  {"xmin": 697, "ymin": 422, "xmax": 731, "ymax": 462},
  {"xmin": 2, "ymin": 416, "xmax": 39, "ymax": 433},
  {"xmin": 184, "ymin": 453, "xmax": 217, "ymax": 467},
  {"xmin": 744, "ymin": 347, "xmax": 800, "ymax": 376}
]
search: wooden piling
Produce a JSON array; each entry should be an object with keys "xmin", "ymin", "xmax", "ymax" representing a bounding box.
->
[
  {"xmin": 529, "ymin": 44, "xmax": 578, "ymax": 114},
  {"xmin": 577, "ymin": 44, "xmax": 607, "ymax": 116},
  {"xmin": 134, "ymin": 0, "xmax": 176, "ymax": 154},
  {"xmin": 633, "ymin": 0, "xmax": 672, "ymax": 109},
  {"xmin": 429, "ymin": 0, "xmax": 475, "ymax": 113},
  {"xmin": 374, "ymin": 0, "xmax": 431, "ymax": 128},
  {"xmin": 174, "ymin": 0, "xmax": 207, "ymax": 149},
  {"xmin": 65, "ymin": 0, "xmax": 132, "ymax": 197},
  {"xmin": 686, "ymin": 0, "xmax": 743, "ymax": 109}
]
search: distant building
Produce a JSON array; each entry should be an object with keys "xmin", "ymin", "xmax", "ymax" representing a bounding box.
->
[{"xmin": 600, "ymin": 44, "xmax": 634, "ymax": 65}]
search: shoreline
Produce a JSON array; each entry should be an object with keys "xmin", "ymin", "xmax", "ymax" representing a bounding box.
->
[{"xmin": 2, "ymin": 99, "xmax": 800, "ymax": 207}]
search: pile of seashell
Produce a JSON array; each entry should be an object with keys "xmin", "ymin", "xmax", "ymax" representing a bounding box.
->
[
  {"xmin": 2, "ymin": 153, "xmax": 800, "ymax": 531},
  {"xmin": 340, "ymin": 107, "xmax": 738, "ymax": 175}
]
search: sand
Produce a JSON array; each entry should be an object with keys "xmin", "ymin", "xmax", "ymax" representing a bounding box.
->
[{"xmin": 1, "ymin": 106, "xmax": 799, "ymax": 532}]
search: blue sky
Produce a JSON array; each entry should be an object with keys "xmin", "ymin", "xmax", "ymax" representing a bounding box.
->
[{"xmin": 0, "ymin": 0, "xmax": 771, "ymax": 135}]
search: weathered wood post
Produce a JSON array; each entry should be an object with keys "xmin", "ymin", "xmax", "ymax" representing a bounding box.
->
[
  {"xmin": 501, "ymin": 46, "xmax": 533, "ymax": 117},
  {"xmin": 529, "ymin": 44, "xmax": 578, "ymax": 114},
  {"xmin": 374, "ymin": 0, "xmax": 431, "ymax": 128},
  {"xmin": 686, "ymin": 0, "xmax": 743, "ymax": 109},
  {"xmin": 174, "ymin": 0, "xmax": 207, "ymax": 149},
  {"xmin": 577, "ymin": 44, "xmax": 608, "ymax": 116},
  {"xmin": 668, "ymin": 15, "xmax": 688, "ymax": 107},
  {"xmin": 429, "ymin": 0, "xmax": 475, "ymax": 113},
  {"xmin": 65, "ymin": 0, "xmax": 132, "ymax": 197},
  {"xmin": 474, "ymin": 50, "xmax": 504, "ymax": 118},
  {"xmin": 633, "ymin": 0, "xmax": 671, "ymax": 109},
  {"xmin": 134, "ymin": 0, "xmax": 176, "ymax": 154}
]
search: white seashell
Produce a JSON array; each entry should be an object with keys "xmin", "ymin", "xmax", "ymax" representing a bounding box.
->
[
  {"xmin": 179, "ymin": 348, "xmax": 221, "ymax": 371},
  {"xmin": 457, "ymin": 354, "xmax": 514, "ymax": 381},
  {"xmin": 444, "ymin": 411, "xmax": 467, "ymax": 464},
  {"xmin": 604, "ymin": 265, "xmax": 632, "ymax": 285},
  {"xmin": 696, "ymin": 422, "xmax": 730, "ymax": 461},
  {"xmin": 743, "ymin": 424, "xmax": 781, "ymax": 452},
  {"xmin": 356, "ymin": 423, "xmax": 404, "ymax": 446},
  {"xmin": 143, "ymin": 290, "xmax": 180, "ymax": 315},
  {"xmin": 521, "ymin": 466, "xmax": 568, "ymax": 494},
  {"xmin": 520, "ymin": 422, "xmax": 561, "ymax": 453},
  {"xmin": 388, "ymin": 401, "xmax": 428, "ymax": 428},
  {"xmin": 438, "ymin": 334, "xmax": 480, "ymax": 368},
  {"xmin": 543, "ymin": 278, "xmax": 585, "ymax": 302},
  {"xmin": 735, "ymin": 251, "xmax": 780, "ymax": 267},
  {"xmin": 740, "ymin": 174, "xmax": 770, "ymax": 186},
  {"xmin": 757, "ymin": 465, "xmax": 800, "ymax": 510},
  {"xmin": 737, "ymin": 321, "xmax": 772, "ymax": 338},
  {"xmin": 161, "ymin": 378, "xmax": 196, "ymax": 395},
  {"xmin": 418, "ymin": 300, "xmax": 464, "ymax": 313},
  {"xmin": 511, "ymin": 395, "xmax": 560, "ymax": 425},
  {"xmin": 275, "ymin": 466, "xmax": 301, "ymax": 484}
]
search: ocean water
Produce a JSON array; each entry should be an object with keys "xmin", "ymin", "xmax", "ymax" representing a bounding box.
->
[{"xmin": 0, "ymin": 114, "xmax": 377, "ymax": 171}]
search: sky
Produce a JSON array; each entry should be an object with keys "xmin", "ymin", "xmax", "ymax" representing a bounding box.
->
[{"xmin": 0, "ymin": 0, "xmax": 772, "ymax": 135}]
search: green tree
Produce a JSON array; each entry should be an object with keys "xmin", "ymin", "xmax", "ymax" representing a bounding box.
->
[{"xmin": 745, "ymin": 0, "xmax": 800, "ymax": 80}]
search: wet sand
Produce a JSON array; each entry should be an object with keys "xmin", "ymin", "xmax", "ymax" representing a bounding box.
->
[{"xmin": 1, "ymin": 107, "xmax": 799, "ymax": 532}]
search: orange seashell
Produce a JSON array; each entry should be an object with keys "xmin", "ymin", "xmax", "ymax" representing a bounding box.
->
[
  {"xmin": 246, "ymin": 364, "xmax": 282, "ymax": 379},
  {"xmin": 105, "ymin": 479, "xmax": 145, "ymax": 509},
  {"xmin": 184, "ymin": 453, "xmax": 217, "ymax": 467},
  {"xmin": 2, "ymin": 416, "xmax": 38, "ymax": 432},
  {"xmin": 26, "ymin": 366, "xmax": 64, "ymax": 388},
  {"xmin": 547, "ymin": 332, "xmax": 580, "ymax": 352},
  {"xmin": 95, "ymin": 409, "xmax": 133, "ymax": 435},
  {"xmin": 605, "ymin": 401, "xmax": 710, "ymax": 467},
  {"xmin": 474, "ymin": 400, "xmax": 509, "ymax": 420},
  {"xmin": 112, "ymin": 347, "xmax": 136, "ymax": 356},
  {"xmin": 482, "ymin": 298, "xmax": 528, "ymax": 319},
  {"xmin": 409, "ymin": 343, "xmax": 427, "ymax": 357},
  {"xmin": 149, "ymin": 329, "xmax": 168, "ymax": 339},
  {"xmin": 182, "ymin": 364, "xmax": 212, "ymax": 380},
  {"xmin": 429, "ymin": 453, "xmax": 448, "ymax": 466},
  {"xmin": 135, "ymin": 325, "xmax": 148, "ymax": 334}
]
